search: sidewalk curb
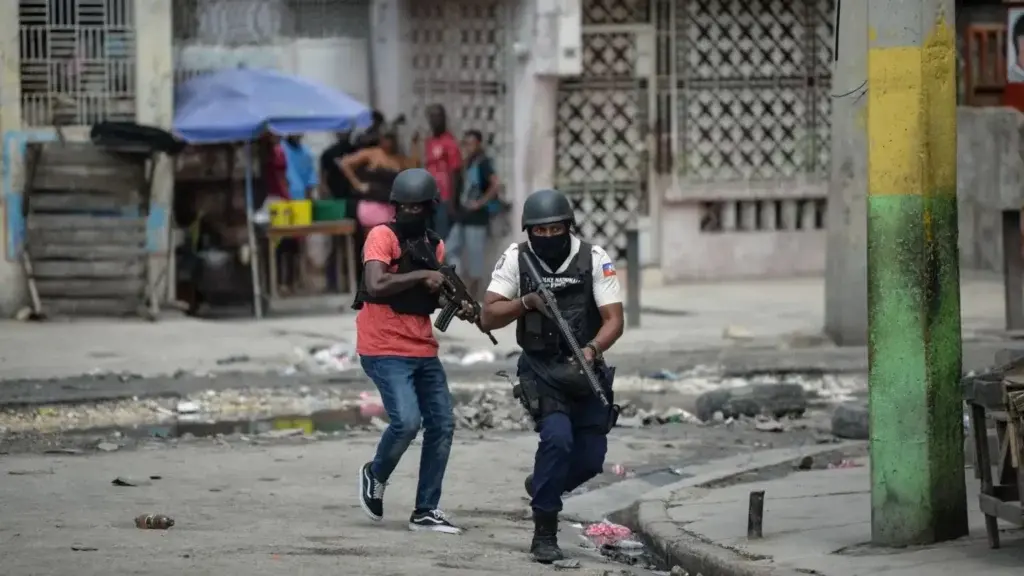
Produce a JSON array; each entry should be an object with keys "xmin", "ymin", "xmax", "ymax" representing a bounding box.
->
[{"xmin": 614, "ymin": 443, "xmax": 866, "ymax": 576}]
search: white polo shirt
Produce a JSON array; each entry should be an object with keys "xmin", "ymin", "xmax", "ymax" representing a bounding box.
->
[{"xmin": 486, "ymin": 235, "xmax": 623, "ymax": 308}]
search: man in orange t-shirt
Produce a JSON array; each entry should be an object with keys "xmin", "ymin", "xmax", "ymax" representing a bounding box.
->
[{"xmin": 352, "ymin": 168, "xmax": 462, "ymax": 535}]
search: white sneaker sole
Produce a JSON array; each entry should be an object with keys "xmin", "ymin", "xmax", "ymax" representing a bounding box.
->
[
  {"xmin": 408, "ymin": 522, "xmax": 462, "ymax": 534},
  {"xmin": 358, "ymin": 465, "xmax": 382, "ymax": 522}
]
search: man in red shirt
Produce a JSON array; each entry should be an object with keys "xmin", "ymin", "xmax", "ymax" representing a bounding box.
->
[{"xmin": 423, "ymin": 105, "xmax": 462, "ymax": 239}]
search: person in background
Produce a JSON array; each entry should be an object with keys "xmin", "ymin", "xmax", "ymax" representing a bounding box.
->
[
  {"xmin": 444, "ymin": 129, "xmax": 500, "ymax": 299},
  {"xmin": 259, "ymin": 132, "xmax": 298, "ymax": 293},
  {"xmin": 423, "ymin": 104, "xmax": 462, "ymax": 239},
  {"xmin": 277, "ymin": 134, "xmax": 318, "ymax": 294},
  {"xmin": 340, "ymin": 128, "xmax": 415, "ymax": 233},
  {"xmin": 320, "ymin": 130, "xmax": 356, "ymax": 291}
]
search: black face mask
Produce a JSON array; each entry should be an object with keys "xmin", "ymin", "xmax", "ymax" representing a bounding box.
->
[
  {"xmin": 529, "ymin": 233, "xmax": 571, "ymax": 270},
  {"xmin": 394, "ymin": 209, "xmax": 429, "ymax": 239}
]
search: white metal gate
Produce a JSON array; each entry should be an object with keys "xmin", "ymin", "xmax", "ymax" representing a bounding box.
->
[
  {"xmin": 400, "ymin": 0, "xmax": 514, "ymax": 179},
  {"xmin": 19, "ymin": 0, "xmax": 137, "ymax": 127},
  {"xmin": 556, "ymin": 0, "xmax": 652, "ymax": 262}
]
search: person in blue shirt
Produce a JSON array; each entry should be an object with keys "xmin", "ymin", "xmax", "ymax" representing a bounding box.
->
[
  {"xmin": 277, "ymin": 135, "xmax": 319, "ymax": 293},
  {"xmin": 283, "ymin": 135, "xmax": 319, "ymax": 200}
]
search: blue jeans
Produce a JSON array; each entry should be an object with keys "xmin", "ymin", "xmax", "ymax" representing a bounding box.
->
[{"xmin": 361, "ymin": 355, "xmax": 455, "ymax": 511}]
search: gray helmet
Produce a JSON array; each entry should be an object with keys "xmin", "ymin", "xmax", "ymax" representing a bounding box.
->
[
  {"xmin": 521, "ymin": 188, "xmax": 574, "ymax": 230},
  {"xmin": 390, "ymin": 168, "xmax": 438, "ymax": 204}
]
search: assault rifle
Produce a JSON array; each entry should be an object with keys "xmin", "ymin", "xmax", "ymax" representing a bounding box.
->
[
  {"xmin": 405, "ymin": 241, "xmax": 497, "ymax": 345},
  {"xmin": 434, "ymin": 264, "xmax": 498, "ymax": 345},
  {"xmin": 520, "ymin": 252, "xmax": 609, "ymax": 407}
]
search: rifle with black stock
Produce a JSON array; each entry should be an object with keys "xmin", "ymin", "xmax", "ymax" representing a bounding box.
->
[
  {"xmin": 434, "ymin": 264, "xmax": 498, "ymax": 345},
  {"xmin": 519, "ymin": 252, "xmax": 609, "ymax": 407},
  {"xmin": 405, "ymin": 240, "xmax": 497, "ymax": 345}
]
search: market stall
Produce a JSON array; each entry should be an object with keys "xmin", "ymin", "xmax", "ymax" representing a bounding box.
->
[{"xmin": 172, "ymin": 68, "xmax": 372, "ymax": 318}]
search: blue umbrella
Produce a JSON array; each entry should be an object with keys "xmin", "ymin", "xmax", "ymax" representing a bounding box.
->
[{"xmin": 173, "ymin": 67, "xmax": 373, "ymax": 143}]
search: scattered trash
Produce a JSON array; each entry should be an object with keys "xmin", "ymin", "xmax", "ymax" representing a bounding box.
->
[
  {"xmin": 439, "ymin": 346, "xmax": 499, "ymax": 366},
  {"xmin": 643, "ymin": 369, "xmax": 683, "ymax": 381},
  {"xmin": 754, "ymin": 420, "xmax": 784, "ymax": 433},
  {"xmin": 358, "ymin": 392, "xmax": 386, "ymax": 419},
  {"xmin": 259, "ymin": 428, "xmax": 305, "ymax": 439},
  {"xmin": 43, "ymin": 448, "xmax": 83, "ymax": 455},
  {"xmin": 369, "ymin": 417, "xmax": 389, "ymax": 432},
  {"xmin": 722, "ymin": 325, "xmax": 754, "ymax": 340},
  {"xmin": 797, "ymin": 455, "xmax": 814, "ymax": 470},
  {"xmin": 583, "ymin": 520, "xmax": 632, "ymax": 547},
  {"xmin": 8, "ymin": 469, "xmax": 53, "ymax": 476},
  {"xmin": 134, "ymin": 514, "xmax": 174, "ymax": 529},
  {"xmin": 609, "ymin": 463, "xmax": 629, "ymax": 477},
  {"xmin": 308, "ymin": 344, "xmax": 355, "ymax": 372},
  {"xmin": 96, "ymin": 441, "xmax": 120, "ymax": 452},
  {"xmin": 552, "ymin": 558, "xmax": 581, "ymax": 570},
  {"xmin": 670, "ymin": 566, "xmax": 689, "ymax": 576},
  {"xmin": 216, "ymin": 354, "xmax": 251, "ymax": 366},
  {"xmin": 828, "ymin": 459, "xmax": 863, "ymax": 469},
  {"xmin": 175, "ymin": 401, "xmax": 200, "ymax": 415},
  {"xmin": 70, "ymin": 545, "xmax": 98, "ymax": 552},
  {"xmin": 112, "ymin": 476, "xmax": 151, "ymax": 487}
]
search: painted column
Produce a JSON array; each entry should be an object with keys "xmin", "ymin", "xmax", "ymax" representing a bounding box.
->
[
  {"xmin": 824, "ymin": 0, "xmax": 868, "ymax": 346},
  {"xmin": 866, "ymin": 0, "xmax": 967, "ymax": 546},
  {"xmin": 134, "ymin": 0, "xmax": 175, "ymax": 301},
  {"xmin": 0, "ymin": 2, "xmax": 25, "ymax": 316}
]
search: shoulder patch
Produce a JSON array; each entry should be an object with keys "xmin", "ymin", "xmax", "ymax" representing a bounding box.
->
[{"xmin": 494, "ymin": 253, "xmax": 506, "ymax": 271}]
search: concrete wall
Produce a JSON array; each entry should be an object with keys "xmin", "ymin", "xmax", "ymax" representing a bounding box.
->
[
  {"xmin": 958, "ymin": 106, "xmax": 1024, "ymax": 273},
  {"xmin": 0, "ymin": 0, "xmax": 174, "ymax": 317},
  {"xmin": 658, "ymin": 179, "xmax": 828, "ymax": 282},
  {"xmin": 372, "ymin": 0, "xmax": 548, "ymax": 255}
]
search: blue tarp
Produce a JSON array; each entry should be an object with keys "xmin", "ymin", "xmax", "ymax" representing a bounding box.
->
[{"xmin": 172, "ymin": 68, "xmax": 373, "ymax": 144}]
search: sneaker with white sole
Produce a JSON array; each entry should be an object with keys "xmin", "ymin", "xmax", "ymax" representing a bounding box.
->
[
  {"xmin": 358, "ymin": 462, "xmax": 385, "ymax": 521},
  {"xmin": 408, "ymin": 509, "xmax": 462, "ymax": 534}
]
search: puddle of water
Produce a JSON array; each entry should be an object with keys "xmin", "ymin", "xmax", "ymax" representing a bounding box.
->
[{"xmin": 61, "ymin": 406, "xmax": 369, "ymax": 441}]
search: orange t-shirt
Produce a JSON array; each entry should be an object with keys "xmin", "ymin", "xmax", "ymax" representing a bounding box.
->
[{"xmin": 355, "ymin": 225, "xmax": 446, "ymax": 358}]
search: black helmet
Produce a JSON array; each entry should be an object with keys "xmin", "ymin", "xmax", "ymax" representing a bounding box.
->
[
  {"xmin": 521, "ymin": 188, "xmax": 574, "ymax": 230},
  {"xmin": 390, "ymin": 168, "xmax": 438, "ymax": 204}
]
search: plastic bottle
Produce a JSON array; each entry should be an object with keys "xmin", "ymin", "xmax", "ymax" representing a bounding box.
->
[{"xmin": 134, "ymin": 514, "xmax": 174, "ymax": 529}]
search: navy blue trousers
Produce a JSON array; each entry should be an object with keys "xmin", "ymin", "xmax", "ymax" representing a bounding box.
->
[{"xmin": 529, "ymin": 393, "xmax": 609, "ymax": 514}]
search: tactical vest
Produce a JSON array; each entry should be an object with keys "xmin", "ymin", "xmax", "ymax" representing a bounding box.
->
[
  {"xmin": 351, "ymin": 224, "xmax": 441, "ymax": 316},
  {"xmin": 515, "ymin": 241, "xmax": 602, "ymax": 357}
]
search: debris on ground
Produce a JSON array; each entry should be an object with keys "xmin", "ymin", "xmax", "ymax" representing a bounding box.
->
[
  {"xmin": 70, "ymin": 545, "xmax": 98, "ymax": 552},
  {"xmin": 134, "ymin": 514, "xmax": 174, "ymax": 529},
  {"xmin": 828, "ymin": 459, "xmax": 863, "ymax": 469},
  {"xmin": 451, "ymin": 390, "xmax": 532, "ymax": 431},
  {"xmin": 112, "ymin": 476, "xmax": 151, "ymax": 487},
  {"xmin": 583, "ymin": 520, "xmax": 633, "ymax": 547},
  {"xmin": 551, "ymin": 558, "xmax": 581, "ymax": 570},
  {"xmin": 96, "ymin": 441, "xmax": 120, "ymax": 452},
  {"xmin": 358, "ymin": 392, "xmax": 385, "ymax": 419}
]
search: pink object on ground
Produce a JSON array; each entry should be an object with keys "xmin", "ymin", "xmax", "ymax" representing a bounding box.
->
[
  {"xmin": 583, "ymin": 520, "xmax": 633, "ymax": 546},
  {"xmin": 358, "ymin": 392, "xmax": 386, "ymax": 419}
]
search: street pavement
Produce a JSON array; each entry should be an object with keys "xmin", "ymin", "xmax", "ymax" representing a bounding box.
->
[
  {"xmin": 636, "ymin": 457, "xmax": 1024, "ymax": 576},
  {"xmin": 1, "ymin": 275, "xmax": 1022, "ymax": 406},
  {"xmin": 0, "ymin": 425, "xmax": 840, "ymax": 576}
]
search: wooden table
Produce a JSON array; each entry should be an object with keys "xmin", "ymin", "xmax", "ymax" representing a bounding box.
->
[
  {"xmin": 964, "ymin": 366, "xmax": 1024, "ymax": 548},
  {"xmin": 263, "ymin": 219, "xmax": 358, "ymax": 303}
]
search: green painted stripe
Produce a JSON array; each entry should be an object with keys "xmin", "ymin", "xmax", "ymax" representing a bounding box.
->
[{"xmin": 866, "ymin": 192, "xmax": 966, "ymax": 545}]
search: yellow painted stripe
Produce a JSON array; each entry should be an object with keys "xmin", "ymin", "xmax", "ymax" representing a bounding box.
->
[{"xmin": 867, "ymin": 20, "xmax": 956, "ymax": 197}]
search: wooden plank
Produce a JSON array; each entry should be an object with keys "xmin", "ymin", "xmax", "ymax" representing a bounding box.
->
[
  {"xmin": 36, "ymin": 278, "xmax": 147, "ymax": 299},
  {"xmin": 27, "ymin": 215, "xmax": 147, "ymax": 232},
  {"xmin": 27, "ymin": 227, "xmax": 146, "ymax": 246},
  {"xmin": 28, "ymin": 244, "xmax": 148, "ymax": 261},
  {"xmin": 33, "ymin": 164, "xmax": 145, "ymax": 195},
  {"xmin": 31, "ymin": 260, "xmax": 145, "ymax": 279},
  {"xmin": 37, "ymin": 141, "xmax": 148, "ymax": 168},
  {"xmin": 30, "ymin": 191, "xmax": 139, "ymax": 213},
  {"xmin": 43, "ymin": 298, "xmax": 143, "ymax": 317}
]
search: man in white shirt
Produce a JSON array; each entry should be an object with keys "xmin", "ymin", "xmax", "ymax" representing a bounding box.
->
[{"xmin": 478, "ymin": 188, "xmax": 624, "ymax": 564}]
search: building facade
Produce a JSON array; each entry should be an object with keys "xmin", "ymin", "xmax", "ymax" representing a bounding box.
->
[{"xmin": 0, "ymin": 0, "xmax": 835, "ymax": 315}]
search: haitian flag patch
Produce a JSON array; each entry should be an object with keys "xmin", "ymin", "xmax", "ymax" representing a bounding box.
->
[{"xmin": 602, "ymin": 262, "xmax": 616, "ymax": 277}]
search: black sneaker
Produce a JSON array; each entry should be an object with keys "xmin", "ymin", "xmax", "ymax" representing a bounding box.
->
[
  {"xmin": 358, "ymin": 462, "xmax": 385, "ymax": 521},
  {"xmin": 408, "ymin": 509, "xmax": 462, "ymax": 534}
]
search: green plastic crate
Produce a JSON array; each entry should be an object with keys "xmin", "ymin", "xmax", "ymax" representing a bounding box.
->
[{"xmin": 312, "ymin": 199, "xmax": 348, "ymax": 221}]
